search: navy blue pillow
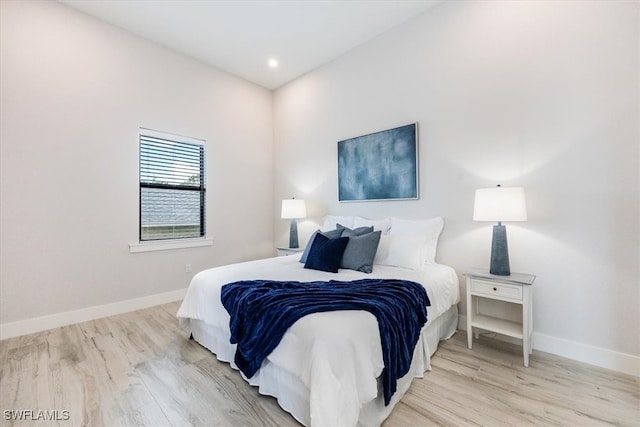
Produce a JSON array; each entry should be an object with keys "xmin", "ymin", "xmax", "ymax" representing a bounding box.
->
[
  {"xmin": 299, "ymin": 228, "xmax": 343, "ymax": 263},
  {"xmin": 304, "ymin": 233, "xmax": 349, "ymax": 273}
]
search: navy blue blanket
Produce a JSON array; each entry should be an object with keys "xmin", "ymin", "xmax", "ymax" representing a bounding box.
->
[{"xmin": 220, "ymin": 278, "xmax": 430, "ymax": 405}]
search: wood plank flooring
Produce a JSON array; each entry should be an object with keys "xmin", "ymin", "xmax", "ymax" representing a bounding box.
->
[{"xmin": 1, "ymin": 301, "xmax": 638, "ymax": 426}]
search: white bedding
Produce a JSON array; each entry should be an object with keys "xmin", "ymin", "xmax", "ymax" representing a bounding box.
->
[{"xmin": 177, "ymin": 255, "xmax": 460, "ymax": 426}]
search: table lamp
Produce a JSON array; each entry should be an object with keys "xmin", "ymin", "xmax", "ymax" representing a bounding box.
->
[
  {"xmin": 281, "ymin": 198, "xmax": 306, "ymax": 249},
  {"xmin": 473, "ymin": 185, "xmax": 527, "ymax": 276}
]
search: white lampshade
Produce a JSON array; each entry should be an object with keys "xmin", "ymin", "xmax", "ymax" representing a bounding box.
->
[
  {"xmin": 281, "ymin": 199, "xmax": 307, "ymax": 219},
  {"xmin": 473, "ymin": 186, "xmax": 527, "ymax": 222}
]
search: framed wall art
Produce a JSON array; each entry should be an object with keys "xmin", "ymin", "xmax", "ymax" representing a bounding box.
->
[{"xmin": 337, "ymin": 123, "xmax": 418, "ymax": 202}]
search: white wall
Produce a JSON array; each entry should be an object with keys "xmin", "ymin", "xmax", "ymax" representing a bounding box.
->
[
  {"xmin": 273, "ymin": 0, "xmax": 639, "ymax": 373},
  {"xmin": 0, "ymin": 0, "xmax": 273, "ymax": 328}
]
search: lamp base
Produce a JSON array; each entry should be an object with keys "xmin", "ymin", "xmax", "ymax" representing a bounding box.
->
[
  {"xmin": 289, "ymin": 218, "xmax": 299, "ymax": 249},
  {"xmin": 490, "ymin": 224, "xmax": 510, "ymax": 276}
]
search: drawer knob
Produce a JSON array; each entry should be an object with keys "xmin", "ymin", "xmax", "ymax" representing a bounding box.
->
[{"xmin": 493, "ymin": 287, "xmax": 497, "ymax": 291}]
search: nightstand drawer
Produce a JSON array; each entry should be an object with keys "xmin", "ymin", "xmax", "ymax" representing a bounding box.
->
[
  {"xmin": 470, "ymin": 279, "xmax": 523, "ymax": 301},
  {"xmin": 277, "ymin": 247, "xmax": 304, "ymax": 257}
]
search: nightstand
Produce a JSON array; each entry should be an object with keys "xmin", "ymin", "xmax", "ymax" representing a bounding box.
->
[
  {"xmin": 276, "ymin": 247, "xmax": 304, "ymax": 257},
  {"xmin": 465, "ymin": 268, "xmax": 536, "ymax": 367}
]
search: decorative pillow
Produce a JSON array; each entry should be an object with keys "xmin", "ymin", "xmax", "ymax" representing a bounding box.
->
[
  {"xmin": 340, "ymin": 230, "xmax": 382, "ymax": 273},
  {"xmin": 389, "ymin": 216, "xmax": 444, "ymax": 265},
  {"xmin": 353, "ymin": 217, "xmax": 391, "ymax": 235},
  {"xmin": 321, "ymin": 215, "xmax": 354, "ymax": 231},
  {"xmin": 373, "ymin": 234, "xmax": 426, "ymax": 270},
  {"xmin": 338, "ymin": 224, "xmax": 374, "ymax": 236},
  {"xmin": 299, "ymin": 228, "xmax": 343, "ymax": 263},
  {"xmin": 304, "ymin": 233, "xmax": 349, "ymax": 273}
]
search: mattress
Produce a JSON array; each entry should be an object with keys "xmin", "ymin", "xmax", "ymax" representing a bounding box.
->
[{"xmin": 177, "ymin": 255, "xmax": 460, "ymax": 426}]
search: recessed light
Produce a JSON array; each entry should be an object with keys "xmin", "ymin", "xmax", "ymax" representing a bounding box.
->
[{"xmin": 268, "ymin": 58, "xmax": 279, "ymax": 68}]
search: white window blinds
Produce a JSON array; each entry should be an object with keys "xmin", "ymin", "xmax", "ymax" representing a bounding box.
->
[{"xmin": 139, "ymin": 128, "xmax": 205, "ymax": 241}]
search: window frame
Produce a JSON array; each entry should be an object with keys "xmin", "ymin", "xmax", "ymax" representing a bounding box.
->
[{"xmin": 138, "ymin": 127, "xmax": 206, "ymax": 243}]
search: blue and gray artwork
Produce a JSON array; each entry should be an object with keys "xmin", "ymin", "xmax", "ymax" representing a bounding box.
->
[{"xmin": 338, "ymin": 123, "xmax": 418, "ymax": 201}]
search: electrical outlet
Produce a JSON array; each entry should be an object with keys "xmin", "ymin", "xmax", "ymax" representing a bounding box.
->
[{"xmin": 185, "ymin": 264, "xmax": 192, "ymax": 273}]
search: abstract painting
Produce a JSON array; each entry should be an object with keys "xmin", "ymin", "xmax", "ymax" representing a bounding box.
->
[{"xmin": 338, "ymin": 123, "xmax": 418, "ymax": 202}]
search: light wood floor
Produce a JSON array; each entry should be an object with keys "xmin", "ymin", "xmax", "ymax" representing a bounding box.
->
[{"xmin": 1, "ymin": 301, "xmax": 638, "ymax": 426}]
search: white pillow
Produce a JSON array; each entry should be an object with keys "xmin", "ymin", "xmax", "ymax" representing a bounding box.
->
[
  {"xmin": 353, "ymin": 216, "xmax": 391, "ymax": 234},
  {"xmin": 389, "ymin": 216, "xmax": 444, "ymax": 265},
  {"xmin": 373, "ymin": 234, "xmax": 425, "ymax": 270},
  {"xmin": 321, "ymin": 215, "xmax": 354, "ymax": 231}
]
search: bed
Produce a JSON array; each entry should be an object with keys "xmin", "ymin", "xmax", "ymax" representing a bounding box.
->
[{"xmin": 176, "ymin": 216, "xmax": 460, "ymax": 427}]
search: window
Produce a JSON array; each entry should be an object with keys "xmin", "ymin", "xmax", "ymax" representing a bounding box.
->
[{"xmin": 139, "ymin": 128, "xmax": 205, "ymax": 241}]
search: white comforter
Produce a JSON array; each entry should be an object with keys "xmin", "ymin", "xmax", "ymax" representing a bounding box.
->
[{"xmin": 177, "ymin": 256, "xmax": 459, "ymax": 427}]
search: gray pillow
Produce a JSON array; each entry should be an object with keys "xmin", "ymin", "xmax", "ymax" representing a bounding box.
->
[
  {"xmin": 337, "ymin": 224, "xmax": 373, "ymax": 236},
  {"xmin": 299, "ymin": 228, "xmax": 343, "ymax": 263},
  {"xmin": 340, "ymin": 230, "xmax": 382, "ymax": 273}
]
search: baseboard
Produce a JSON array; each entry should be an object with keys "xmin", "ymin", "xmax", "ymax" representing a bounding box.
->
[
  {"xmin": 0, "ymin": 288, "xmax": 187, "ymax": 340},
  {"xmin": 458, "ymin": 315, "xmax": 639, "ymax": 377},
  {"xmin": 533, "ymin": 331, "xmax": 640, "ymax": 377}
]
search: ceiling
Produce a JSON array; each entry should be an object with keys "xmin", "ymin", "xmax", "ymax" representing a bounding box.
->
[{"xmin": 59, "ymin": 0, "xmax": 442, "ymax": 90}]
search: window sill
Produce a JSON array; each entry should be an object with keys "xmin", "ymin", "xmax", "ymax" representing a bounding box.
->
[{"xmin": 129, "ymin": 238, "xmax": 213, "ymax": 253}]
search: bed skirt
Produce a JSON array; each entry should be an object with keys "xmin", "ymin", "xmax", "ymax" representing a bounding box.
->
[{"xmin": 188, "ymin": 304, "xmax": 458, "ymax": 427}]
